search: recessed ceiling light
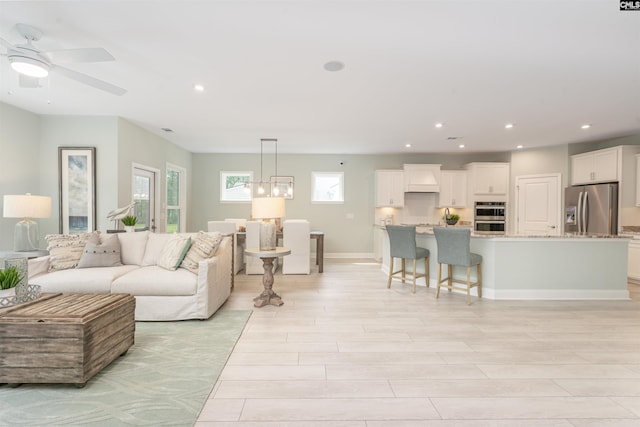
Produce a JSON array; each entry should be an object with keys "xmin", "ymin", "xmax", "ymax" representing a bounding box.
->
[
  {"xmin": 194, "ymin": 84, "xmax": 205, "ymax": 92},
  {"xmin": 581, "ymin": 124, "xmax": 591, "ymax": 129},
  {"xmin": 516, "ymin": 145, "xmax": 524, "ymax": 149},
  {"xmin": 435, "ymin": 123, "xmax": 444, "ymax": 128},
  {"xmin": 323, "ymin": 61, "xmax": 345, "ymax": 72},
  {"xmin": 458, "ymin": 144, "xmax": 465, "ymax": 149},
  {"xmin": 505, "ymin": 123, "xmax": 514, "ymax": 129},
  {"xmin": 405, "ymin": 143, "xmax": 412, "ymax": 148}
]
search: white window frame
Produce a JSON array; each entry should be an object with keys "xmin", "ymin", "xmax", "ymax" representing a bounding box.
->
[
  {"xmin": 166, "ymin": 163, "xmax": 187, "ymax": 232},
  {"xmin": 311, "ymin": 171, "xmax": 344, "ymax": 204},
  {"xmin": 220, "ymin": 171, "xmax": 253, "ymax": 203}
]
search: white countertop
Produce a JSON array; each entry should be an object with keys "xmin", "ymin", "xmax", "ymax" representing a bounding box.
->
[{"xmin": 375, "ymin": 224, "xmax": 632, "ymax": 240}]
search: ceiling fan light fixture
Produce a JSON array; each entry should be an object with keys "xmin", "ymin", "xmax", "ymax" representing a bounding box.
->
[{"xmin": 9, "ymin": 54, "xmax": 50, "ymax": 78}]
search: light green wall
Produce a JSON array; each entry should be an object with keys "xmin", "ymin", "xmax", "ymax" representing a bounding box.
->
[
  {"xmin": 38, "ymin": 115, "xmax": 119, "ymax": 236},
  {"xmin": 0, "ymin": 103, "xmax": 41, "ymax": 250},
  {"xmin": 0, "ymin": 103, "xmax": 192, "ymax": 249},
  {"xmin": 117, "ymin": 118, "xmax": 193, "ymax": 231},
  {"xmin": 191, "ymin": 151, "xmax": 510, "ymax": 254}
]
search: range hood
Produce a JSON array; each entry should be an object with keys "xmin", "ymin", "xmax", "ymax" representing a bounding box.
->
[{"xmin": 403, "ymin": 164, "xmax": 441, "ymax": 193}]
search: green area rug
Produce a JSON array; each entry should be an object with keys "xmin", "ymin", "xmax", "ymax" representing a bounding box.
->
[{"xmin": 0, "ymin": 310, "xmax": 251, "ymax": 426}]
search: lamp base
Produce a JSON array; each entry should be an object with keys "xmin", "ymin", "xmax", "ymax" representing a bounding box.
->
[
  {"xmin": 259, "ymin": 220, "xmax": 277, "ymax": 251},
  {"xmin": 14, "ymin": 219, "xmax": 39, "ymax": 252}
]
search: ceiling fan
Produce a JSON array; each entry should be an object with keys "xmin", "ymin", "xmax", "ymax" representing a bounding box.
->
[{"xmin": 0, "ymin": 23, "xmax": 126, "ymax": 96}]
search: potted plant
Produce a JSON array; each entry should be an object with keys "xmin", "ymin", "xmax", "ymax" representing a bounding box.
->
[
  {"xmin": 445, "ymin": 213, "xmax": 460, "ymax": 226},
  {"xmin": 121, "ymin": 215, "xmax": 137, "ymax": 233},
  {"xmin": 0, "ymin": 266, "xmax": 24, "ymax": 297}
]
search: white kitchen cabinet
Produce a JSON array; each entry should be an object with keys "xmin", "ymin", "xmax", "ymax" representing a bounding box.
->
[
  {"xmin": 465, "ymin": 163, "xmax": 509, "ymax": 196},
  {"xmin": 571, "ymin": 146, "xmax": 619, "ymax": 185},
  {"xmin": 438, "ymin": 171, "xmax": 467, "ymax": 207},
  {"xmin": 375, "ymin": 170, "xmax": 404, "ymax": 207},
  {"xmin": 628, "ymin": 239, "xmax": 640, "ymax": 282},
  {"xmin": 403, "ymin": 164, "xmax": 441, "ymax": 192}
]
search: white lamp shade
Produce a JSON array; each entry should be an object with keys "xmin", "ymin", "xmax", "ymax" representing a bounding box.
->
[
  {"xmin": 3, "ymin": 194, "xmax": 52, "ymax": 219},
  {"xmin": 252, "ymin": 197, "xmax": 285, "ymax": 219}
]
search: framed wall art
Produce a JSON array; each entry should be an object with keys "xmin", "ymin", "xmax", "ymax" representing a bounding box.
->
[{"xmin": 58, "ymin": 147, "xmax": 96, "ymax": 234}]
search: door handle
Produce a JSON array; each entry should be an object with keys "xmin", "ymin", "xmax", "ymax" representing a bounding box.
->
[{"xmin": 548, "ymin": 225, "xmax": 556, "ymax": 229}]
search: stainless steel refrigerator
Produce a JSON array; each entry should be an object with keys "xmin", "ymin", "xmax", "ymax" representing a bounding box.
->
[{"xmin": 565, "ymin": 182, "xmax": 618, "ymax": 235}]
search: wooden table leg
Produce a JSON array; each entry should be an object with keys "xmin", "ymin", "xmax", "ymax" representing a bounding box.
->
[
  {"xmin": 316, "ymin": 234, "xmax": 324, "ymax": 273},
  {"xmin": 253, "ymin": 256, "xmax": 284, "ymax": 307}
]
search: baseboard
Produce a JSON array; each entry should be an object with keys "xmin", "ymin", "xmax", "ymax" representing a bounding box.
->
[
  {"xmin": 325, "ymin": 252, "xmax": 375, "ymax": 259},
  {"xmin": 488, "ymin": 289, "xmax": 631, "ymax": 300}
]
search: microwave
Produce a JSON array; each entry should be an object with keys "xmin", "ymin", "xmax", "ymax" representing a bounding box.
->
[
  {"xmin": 475, "ymin": 202, "xmax": 506, "ymax": 234},
  {"xmin": 475, "ymin": 201, "xmax": 506, "ymax": 221}
]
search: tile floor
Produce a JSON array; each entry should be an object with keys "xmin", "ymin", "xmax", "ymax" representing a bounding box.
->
[{"xmin": 196, "ymin": 259, "xmax": 640, "ymax": 426}]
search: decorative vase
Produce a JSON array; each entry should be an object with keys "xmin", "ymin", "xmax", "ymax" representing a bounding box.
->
[
  {"xmin": 125, "ymin": 226, "xmax": 135, "ymax": 233},
  {"xmin": 259, "ymin": 220, "xmax": 276, "ymax": 251}
]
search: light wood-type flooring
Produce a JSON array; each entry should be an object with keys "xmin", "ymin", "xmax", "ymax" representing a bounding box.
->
[{"xmin": 196, "ymin": 259, "xmax": 640, "ymax": 426}]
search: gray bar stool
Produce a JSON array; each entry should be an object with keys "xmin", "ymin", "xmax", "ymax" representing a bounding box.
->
[
  {"xmin": 385, "ymin": 225, "xmax": 430, "ymax": 293},
  {"xmin": 433, "ymin": 227, "xmax": 482, "ymax": 305}
]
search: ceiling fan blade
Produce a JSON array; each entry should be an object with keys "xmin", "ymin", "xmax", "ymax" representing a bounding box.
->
[
  {"xmin": 0, "ymin": 36, "xmax": 16, "ymax": 50},
  {"xmin": 52, "ymin": 64, "xmax": 126, "ymax": 96},
  {"xmin": 44, "ymin": 47, "xmax": 114, "ymax": 64},
  {"xmin": 19, "ymin": 74, "xmax": 40, "ymax": 88}
]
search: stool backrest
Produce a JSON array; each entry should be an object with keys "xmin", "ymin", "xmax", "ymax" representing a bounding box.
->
[
  {"xmin": 433, "ymin": 227, "xmax": 472, "ymax": 266},
  {"xmin": 386, "ymin": 225, "xmax": 418, "ymax": 259}
]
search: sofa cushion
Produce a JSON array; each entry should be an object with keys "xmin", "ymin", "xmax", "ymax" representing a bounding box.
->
[
  {"xmin": 111, "ymin": 266, "xmax": 198, "ymax": 296},
  {"xmin": 77, "ymin": 233, "xmax": 123, "ymax": 268},
  {"xmin": 157, "ymin": 235, "xmax": 192, "ymax": 271},
  {"xmin": 141, "ymin": 233, "xmax": 174, "ymax": 266},
  {"xmin": 46, "ymin": 232, "xmax": 94, "ymax": 272},
  {"xmin": 117, "ymin": 230, "xmax": 149, "ymax": 265},
  {"xmin": 30, "ymin": 265, "xmax": 139, "ymax": 293},
  {"xmin": 180, "ymin": 231, "xmax": 223, "ymax": 273}
]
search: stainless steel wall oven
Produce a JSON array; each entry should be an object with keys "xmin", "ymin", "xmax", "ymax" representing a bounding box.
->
[{"xmin": 474, "ymin": 201, "xmax": 506, "ymax": 234}]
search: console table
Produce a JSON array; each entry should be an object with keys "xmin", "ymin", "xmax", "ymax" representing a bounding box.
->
[
  {"xmin": 245, "ymin": 247, "xmax": 290, "ymax": 307},
  {"xmin": 238, "ymin": 231, "xmax": 324, "ymax": 273}
]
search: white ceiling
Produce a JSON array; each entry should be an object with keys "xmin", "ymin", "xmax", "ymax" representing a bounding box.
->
[{"xmin": 1, "ymin": 1, "xmax": 639, "ymax": 154}]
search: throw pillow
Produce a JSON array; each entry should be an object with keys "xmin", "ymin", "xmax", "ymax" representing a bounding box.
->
[
  {"xmin": 46, "ymin": 232, "xmax": 94, "ymax": 272},
  {"xmin": 180, "ymin": 231, "xmax": 223, "ymax": 273},
  {"xmin": 77, "ymin": 233, "xmax": 123, "ymax": 268},
  {"xmin": 157, "ymin": 235, "xmax": 192, "ymax": 271}
]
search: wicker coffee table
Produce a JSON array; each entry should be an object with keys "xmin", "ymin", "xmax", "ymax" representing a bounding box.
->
[{"xmin": 0, "ymin": 293, "xmax": 135, "ymax": 387}]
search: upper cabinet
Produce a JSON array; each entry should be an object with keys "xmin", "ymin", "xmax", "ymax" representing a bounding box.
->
[
  {"xmin": 438, "ymin": 171, "xmax": 467, "ymax": 208},
  {"xmin": 403, "ymin": 164, "xmax": 441, "ymax": 193},
  {"xmin": 375, "ymin": 170, "xmax": 404, "ymax": 207},
  {"xmin": 465, "ymin": 162, "xmax": 509, "ymax": 197},
  {"xmin": 571, "ymin": 146, "xmax": 619, "ymax": 185}
]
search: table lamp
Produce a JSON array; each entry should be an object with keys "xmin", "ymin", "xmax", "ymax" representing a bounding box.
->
[
  {"xmin": 3, "ymin": 193, "xmax": 52, "ymax": 251},
  {"xmin": 251, "ymin": 196, "xmax": 285, "ymax": 250}
]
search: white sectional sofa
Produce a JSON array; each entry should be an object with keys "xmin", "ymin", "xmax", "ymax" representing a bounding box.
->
[{"xmin": 28, "ymin": 230, "xmax": 233, "ymax": 321}]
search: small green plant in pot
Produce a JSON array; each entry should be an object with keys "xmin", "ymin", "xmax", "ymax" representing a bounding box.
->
[
  {"xmin": 121, "ymin": 215, "xmax": 137, "ymax": 232},
  {"xmin": 445, "ymin": 213, "xmax": 460, "ymax": 226},
  {"xmin": 0, "ymin": 266, "xmax": 23, "ymax": 291}
]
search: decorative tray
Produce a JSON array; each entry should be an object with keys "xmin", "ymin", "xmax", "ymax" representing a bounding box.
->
[{"xmin": 0, "ymin": 285, "xmax": 42, "ymax": 308}]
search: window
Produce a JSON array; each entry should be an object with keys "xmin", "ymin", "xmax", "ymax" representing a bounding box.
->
[
  {"xmin": 220, "ymin": 171, "xmax": 252, "ymax": 202},
  {"xmin": 132, "ymin": 165, "xmax": 158, "ymax": 232},
  {"xmin": 311, "ymin": 171, "xmax": 344, "ymax": 203},
  {"xmin": 166, "ymin": 164, "xmax": 186, "ymax": 232}
]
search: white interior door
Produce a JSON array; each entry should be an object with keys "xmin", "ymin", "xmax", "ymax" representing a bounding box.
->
[
  {"xmin": 133, "ymin": 166, "xmax": 158, "ymax": 232},
  {"xmin": 516, "ymin": 174, "xmax": 561, "ymax": 236}
]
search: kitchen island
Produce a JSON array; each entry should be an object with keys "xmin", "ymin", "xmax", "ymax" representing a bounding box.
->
[{"xmin": 379, "ymin": 226, "xmax": 630, "ymax": 300}]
